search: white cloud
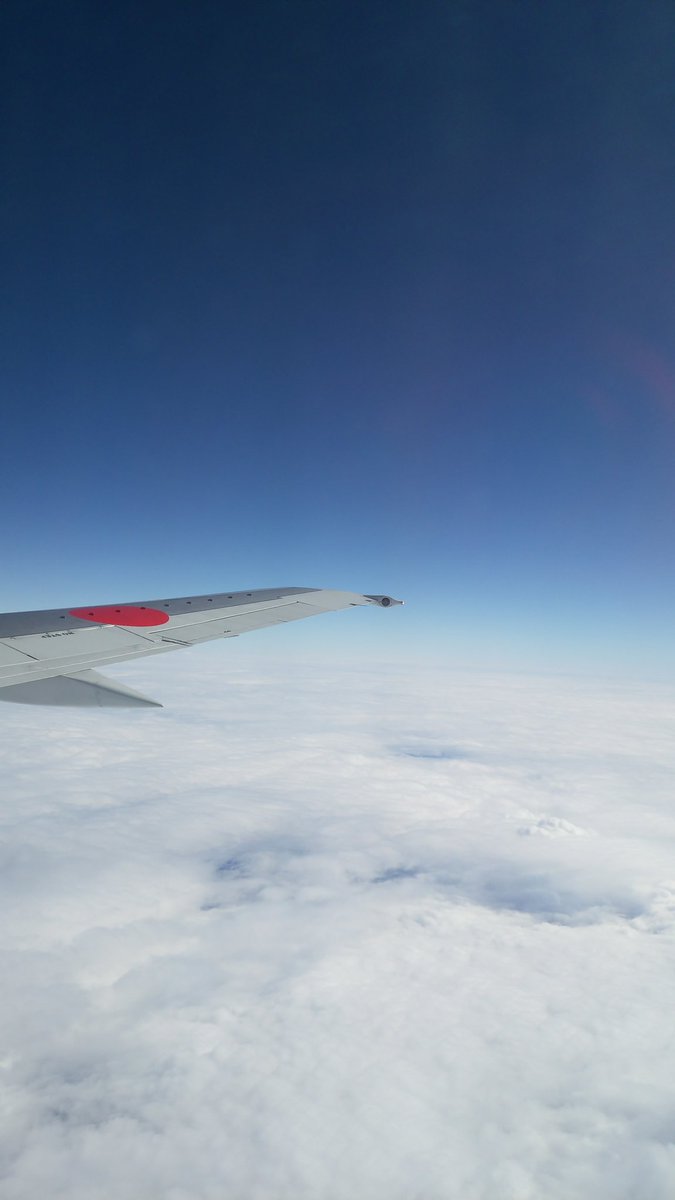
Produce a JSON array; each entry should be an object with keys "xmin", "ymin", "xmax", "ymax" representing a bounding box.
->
[{"xmin": 1, "ymin": 655, "xmax": 675, "ymax": 1198}]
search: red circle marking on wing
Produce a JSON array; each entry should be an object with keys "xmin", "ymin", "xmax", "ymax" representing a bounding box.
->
[{"xmin": 69, "ymin": 605, "xmax": 170, "ymax": 627}]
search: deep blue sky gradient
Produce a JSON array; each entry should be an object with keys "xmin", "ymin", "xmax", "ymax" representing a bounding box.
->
[{"xmin": 2, "ymin": 1, "xmax": 675, "ymax": 672}]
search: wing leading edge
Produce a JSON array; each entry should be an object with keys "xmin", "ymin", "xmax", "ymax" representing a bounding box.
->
[{"xmin": 0, "ymin": 587, "xmax": 402, "ymax": 707}]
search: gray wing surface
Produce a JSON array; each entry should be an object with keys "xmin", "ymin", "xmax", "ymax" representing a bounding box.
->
[{"xmin": 0, "ymin": 588, "xmax": 402, "ymax": 707}]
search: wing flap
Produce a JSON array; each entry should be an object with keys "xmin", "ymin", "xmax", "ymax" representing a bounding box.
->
[{"xmin": 0, "ymin": 670, "xmax": 161, "ymax": 708}]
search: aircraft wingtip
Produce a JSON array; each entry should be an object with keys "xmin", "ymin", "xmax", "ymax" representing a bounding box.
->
[{"xmin": 365, "ymin": 594, "xmax": 404, "ymax": 608}]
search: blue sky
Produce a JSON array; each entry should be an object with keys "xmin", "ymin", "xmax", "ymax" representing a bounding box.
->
[{"xmin": 2, "ymin": 0, "xmax": 674, "ymax": 674}]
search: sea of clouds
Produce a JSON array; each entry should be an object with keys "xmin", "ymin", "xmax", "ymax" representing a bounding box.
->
[{"xmin": 1, "ymin": 649, "xmax": 675, "ymax": 1199}]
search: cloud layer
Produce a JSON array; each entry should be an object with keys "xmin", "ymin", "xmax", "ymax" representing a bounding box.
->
[{"xmin": 1, "ymin": 654, "xmax": 675, "ymax": 1199}]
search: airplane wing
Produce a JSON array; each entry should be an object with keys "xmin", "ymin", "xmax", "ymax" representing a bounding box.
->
[{"xmin": 0, "ymin": 587, "xmax": 402, "ymax": 707}]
